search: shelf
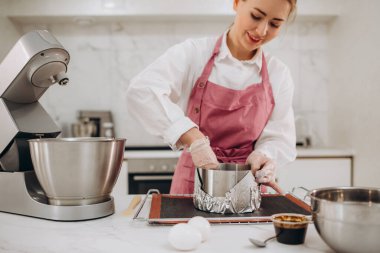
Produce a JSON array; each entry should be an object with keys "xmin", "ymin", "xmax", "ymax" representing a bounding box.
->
[{"xmin": 4, "ymin": 0, "xmax": 341, "ymax": 25}]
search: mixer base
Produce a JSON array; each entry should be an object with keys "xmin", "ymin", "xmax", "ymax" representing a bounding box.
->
[{"xmin": 0, "ymin": 171, "xmax": 115, "ymax": 221}]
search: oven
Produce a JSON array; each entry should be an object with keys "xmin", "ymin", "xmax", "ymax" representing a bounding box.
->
[{"xmin": 126, "ymin": 148, "xmax": 180, "ymax": 194}]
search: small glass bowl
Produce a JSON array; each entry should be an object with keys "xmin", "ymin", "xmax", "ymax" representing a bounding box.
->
[{"xmin": 271, "ymin": 213, "xmax": 310, "ymax": 245}]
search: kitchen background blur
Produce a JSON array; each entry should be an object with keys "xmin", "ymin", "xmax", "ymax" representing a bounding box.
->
[{"xmin": 0, "ymin": 0, "xmax": 379, "ymax": 189}]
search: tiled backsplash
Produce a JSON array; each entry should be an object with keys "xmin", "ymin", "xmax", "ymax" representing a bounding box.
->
[{"xmin": 20, "ymin": 20, "xmax": 330, "ymax": 147}]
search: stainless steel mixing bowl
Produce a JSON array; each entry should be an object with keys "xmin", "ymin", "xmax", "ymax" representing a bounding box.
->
[
  {"xmin": 193, "ymin": 163, "xmax": 261, "ymax": 213},
  {"xmin": 197, "ymin": 163, "xmax": 251, "ymax": 197},
  {"xmin": 28, "ymin": 137, "xmax": 126, "ymax": 206},
  {"xmin": 310, "ymin": 187, "xmax": 380, "ymax": 253}
]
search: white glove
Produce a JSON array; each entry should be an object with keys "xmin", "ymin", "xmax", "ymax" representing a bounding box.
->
[
  {"xmin": 245, "ymin": 151, "xmax": 276, "ymax": 184},
  {"xmin": 189, "ymin": 137, "xmax": 219, "ymax": 169}
]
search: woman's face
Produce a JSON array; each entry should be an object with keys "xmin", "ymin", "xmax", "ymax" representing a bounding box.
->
[{"xmin": 230, "ymin": 0, "xmax": 291, "ymax": 57}]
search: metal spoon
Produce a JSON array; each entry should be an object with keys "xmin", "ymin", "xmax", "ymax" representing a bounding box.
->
[{"xmin": 249, "ymin": 235, "xmax": 277, "ymax": 247}]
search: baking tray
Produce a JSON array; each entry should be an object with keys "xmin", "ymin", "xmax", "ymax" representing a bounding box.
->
[{"xmin": 143, "ymin": 192, "xmax": 311, "ymax": 225}]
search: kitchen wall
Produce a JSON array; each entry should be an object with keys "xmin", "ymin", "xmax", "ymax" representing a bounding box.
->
[
  {"xmin": 0, "ymin": 2, "xmax": 19, "ymax": 59},
  {"xmin": 2, "ymin": 17, "xmax": 331, "ymax": 148},
  {"xmin": 328, "ymin": 0, "xmax": 380, "ymax": 187}
]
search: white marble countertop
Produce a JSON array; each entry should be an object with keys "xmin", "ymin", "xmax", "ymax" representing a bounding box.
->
[
  {"xmin": 0, "ymin": 195, "xmax": 334, "ymax": 253},
  {"xmin": 124, "ymin": 147, "xmax": 354, "ymax": 159}
]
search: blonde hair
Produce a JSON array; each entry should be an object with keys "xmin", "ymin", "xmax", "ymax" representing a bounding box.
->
[
  {"xmin": 239, "ymin": 0, "xmax": 297, "ymax": 21},
  {"xmin": 286, "ymin": 0, "xmax": 297, "ymax": 22}
]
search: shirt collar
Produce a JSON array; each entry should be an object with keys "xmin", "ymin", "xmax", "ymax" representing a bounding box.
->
[{"xmin": 217, "ymin": 30, "xmax": 263, "ymax": 71}]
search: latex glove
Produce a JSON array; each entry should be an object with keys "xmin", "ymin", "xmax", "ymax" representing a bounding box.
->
[
  {"xmin": 189, "ymin": 137, "xmax": 219, "ymax": 169},
  {"xmin": 246, "ymin": 151, "xmax": 283, "ymax": 194}
]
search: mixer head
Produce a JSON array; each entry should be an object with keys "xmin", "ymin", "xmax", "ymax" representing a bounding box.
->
[
  {"xmin": 0, "ymin": 30, "xmax": 70, "ymax": 171},
  {"xmin": 0, "ymin": 30, "xmax": 70, "ymax": 103}
]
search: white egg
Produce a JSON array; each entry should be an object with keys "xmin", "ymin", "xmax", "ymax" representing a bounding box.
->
[
  {"xmin": 168, "ymin": 223, "xmax": 202, "ymax": 251},
  {"xmin": 188, "ymin": 216, "xmax": 211, "ymax": 242}
]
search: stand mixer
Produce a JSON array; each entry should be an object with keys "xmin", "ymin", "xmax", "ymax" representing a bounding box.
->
[{"xmin": 0, "ymin": 30, "xmax": 117, "ymax": 221}]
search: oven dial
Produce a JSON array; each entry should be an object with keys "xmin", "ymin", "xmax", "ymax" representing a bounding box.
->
[
  {"xmin": 161, "ymin": 165, "xmax": 168, "ymax": 171},
  {"xmin": 149, "ymin": 165, "xmax": 155, "ymax": 171}
]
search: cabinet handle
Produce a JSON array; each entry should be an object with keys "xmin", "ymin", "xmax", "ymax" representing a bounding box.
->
[{"xmin": 133, "ymin": 175, "xmax": 173, "ymax": 181}]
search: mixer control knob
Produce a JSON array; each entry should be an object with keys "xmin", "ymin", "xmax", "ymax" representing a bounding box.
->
[{"xmin": 56, "ymin": 72, "xmax": 69, "ymax": 86}]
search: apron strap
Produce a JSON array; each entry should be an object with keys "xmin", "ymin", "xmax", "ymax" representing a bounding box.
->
[
  {"xmin": 198, "ymin": 35, "xmax": 223, "ymax": 84},
  {"xmin": 186, "ymin": 35, "xmax": 223, "ymax": 123},
  {"xmin": 261, "ymin": 54, "xmax": 275, "ymax": 114}
]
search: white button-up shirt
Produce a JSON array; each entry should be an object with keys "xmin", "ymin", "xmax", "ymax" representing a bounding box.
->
[{"xmin": 126, "ymin": 31, "xmax": 296, "ymax": 167}]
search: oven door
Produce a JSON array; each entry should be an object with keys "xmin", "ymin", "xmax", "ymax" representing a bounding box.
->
[
  {"xmin": 125, "ymin": 148, "xmax": 180, "ymax": 194},
  {"xmin": 128, "ymin": 172, "xmax": 173, "ymax": 194}
]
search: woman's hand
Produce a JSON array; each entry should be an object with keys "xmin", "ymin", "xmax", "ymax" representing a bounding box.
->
[
  {"xmin": 246, "ymin": 151, "xmax": 284, "ymax": 194},
  {"xmin": 246, "ymin": 151, "xmax": 275, "ymax": 182},
  {"xmin": 177, "ymin": 128, "xmax": 219, "ymax": 169},
  {"xmin": 189, "ymin": 138, "xmax": 219, "ymax": 169}
]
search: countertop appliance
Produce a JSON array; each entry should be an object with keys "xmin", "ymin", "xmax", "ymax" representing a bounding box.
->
[{"xmin": 0, "ymin": 30, "xmax": 115, "ymax": 221}]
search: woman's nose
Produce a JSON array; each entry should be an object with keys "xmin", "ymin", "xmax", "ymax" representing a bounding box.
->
[{"xmin": 255, "ymin": 21, "xmax": 268, "ymax": 37}]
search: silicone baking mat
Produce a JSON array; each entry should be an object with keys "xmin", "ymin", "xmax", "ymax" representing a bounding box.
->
[{"xmin": 148, "ymin": 194, "xmax": 311, "ymax": 224}]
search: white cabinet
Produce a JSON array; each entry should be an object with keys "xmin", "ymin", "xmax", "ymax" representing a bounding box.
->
[{"xmin": 276, "ymin": 157, "xmax": 352, "ymax": 193}]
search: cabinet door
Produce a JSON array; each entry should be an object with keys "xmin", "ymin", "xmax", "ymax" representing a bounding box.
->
[{"xmin": 276, "ymin": 158, "xmax": 352, "ymax": 193}]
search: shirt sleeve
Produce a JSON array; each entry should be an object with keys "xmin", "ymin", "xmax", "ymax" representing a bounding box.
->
[
  {"xmin": 125, "ymin": 40, "xmax": 198, "ymax": 148},
  {"xmin": 254, "ymin": 65, "xmax": 297, "ymax": 167}
]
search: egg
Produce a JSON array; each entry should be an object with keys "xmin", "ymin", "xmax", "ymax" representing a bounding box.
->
[
  {"xmin": 168, "ymin": 223, "xmax": 202, "ymax": 251},
  {"xmin": 188, "ymin": 216, "xmax": 211, "ymax": 242}
]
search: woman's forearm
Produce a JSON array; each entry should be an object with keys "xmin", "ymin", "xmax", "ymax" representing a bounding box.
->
[{"xmin": 177, "ymin": 127, "xmax": 205, "ymax": 148}]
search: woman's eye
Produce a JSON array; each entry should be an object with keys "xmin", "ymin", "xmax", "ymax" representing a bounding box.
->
[
  {"xmin": 270, "ymin": 23, "xmax": 280, "ymax": 28},
  {"xmin": 250, "ymin": 13, "xmax": 261, "ymax": 20}
]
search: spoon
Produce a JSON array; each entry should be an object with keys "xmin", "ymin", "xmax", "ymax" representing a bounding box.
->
[{"xmin": 249, "ymin": 235, "xmax": 277, "ymax": 247}]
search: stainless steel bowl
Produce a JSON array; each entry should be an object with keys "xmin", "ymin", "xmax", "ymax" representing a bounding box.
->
[
  {"xmin": 310, "ymin": 187, "xmax": 380, "ymax": 253},
  {"xmin": 197, "ymin": 163, "xmax": 251, "ymax": 197},
  {"xmin": 193, "ymin": 163, "xmax": 260, "ymax": 214},
  {"xmin": 28, "ymin": 137, "xmax": 126, "ymax": 206}
]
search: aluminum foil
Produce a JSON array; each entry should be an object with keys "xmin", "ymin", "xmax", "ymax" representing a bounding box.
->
[{"xmin": 193, "ymin": 171, "xmax": 261, "ymax": 214}]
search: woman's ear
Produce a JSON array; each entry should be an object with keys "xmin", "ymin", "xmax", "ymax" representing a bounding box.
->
[{"xmin": 233, "ymin": 0, "xmax": 240, "ymax": 11}]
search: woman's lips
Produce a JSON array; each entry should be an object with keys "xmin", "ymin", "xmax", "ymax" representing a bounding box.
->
[{"xmin": 247, "ymin": 32, "xmax": 262, "ymax": 44}]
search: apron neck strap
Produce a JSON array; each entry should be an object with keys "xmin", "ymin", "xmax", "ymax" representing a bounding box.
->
[
  {"xmin": 200, "ymin": 35, "xmax": 270, "ymax": 86},
  {"xmin": 212, "ymin": 35, "xmax": 223, "ymax": 56},
  {"xmin": 198, "ymin": 35, "xmax": 223, "ymax": 82},
  {"xmin": 261, "ymin": 53, "xmax": 269, "ymax": 83}
]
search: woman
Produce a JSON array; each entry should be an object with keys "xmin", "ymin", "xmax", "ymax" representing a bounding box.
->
[{"xmin": 126, "ymin": 0, "xmax": 297, "ymax": 194}]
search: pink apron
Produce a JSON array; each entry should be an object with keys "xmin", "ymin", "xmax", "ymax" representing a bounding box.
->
[{"xmin": 170, "ymin": 36, "xmax": 275, "ymax": 194}]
